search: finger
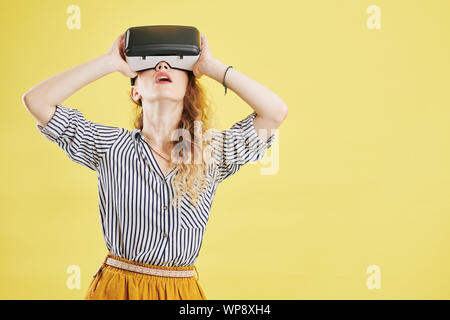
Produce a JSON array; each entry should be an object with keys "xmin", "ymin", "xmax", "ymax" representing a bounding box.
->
[
  {"xmin": 117, "ymin": 34, "xmax": 125, "ymax": 49},
  {"xmin": 119, "ymin": 47, "xmax": 126, "ymax": 60},
  {"xmin": 201, "ymin": 35, "xmax": 208, "ymax": 51},
  {"xmin": 126, "ymin": 70, "xmax": 138, "ymax": 78},
  {"xmin": 120, "ymin": 60, "xmax": 137, "ymax": 77},
  {"xmin": 127, "ymin": 67, "xmax": 138, "ymax": 78}
]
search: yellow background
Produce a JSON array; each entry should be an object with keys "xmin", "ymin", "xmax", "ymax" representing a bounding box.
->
[{"xmin": 1, "ymin": 0, "xmax": 449, "ymax": 299}]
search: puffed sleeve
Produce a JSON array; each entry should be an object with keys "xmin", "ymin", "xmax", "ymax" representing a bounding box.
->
[
  {"xmin": 36, "ymin": 104, "xmax": 122, "ymax": 171},
  {"xmin": 210, "ymin": 111, "xmax": 276, "ymax": 184}
]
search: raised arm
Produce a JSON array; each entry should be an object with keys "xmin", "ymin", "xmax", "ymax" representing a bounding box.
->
[
  {"xmin": 191, "ymin": 33, "xmax": 287, "ymax": 183},
  {"xmin": 21, "ymin": 33, "xmax": 137, "ymax": 126},
  {"xmin": 22, "ymin": 33, "xmax": 138, "ymax": 171}
]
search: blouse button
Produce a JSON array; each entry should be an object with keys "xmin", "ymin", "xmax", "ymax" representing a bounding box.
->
[
  {"xmin": 164, "ymin": 205, "xmax": 168, "ymax": 210},
  {"xmin": 163, "ymin": 233, "xmax": 168, "ymax": 238}
]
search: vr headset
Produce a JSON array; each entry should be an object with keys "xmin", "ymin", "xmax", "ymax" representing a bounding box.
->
[{"xmin": 124, "ymin": 25, "xmax": 201, "ymax": 85}]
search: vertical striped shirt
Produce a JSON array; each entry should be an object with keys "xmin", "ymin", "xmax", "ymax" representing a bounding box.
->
[{"xmin": 37, "ymin": 104, "xmax": 276, "ymax": 266}]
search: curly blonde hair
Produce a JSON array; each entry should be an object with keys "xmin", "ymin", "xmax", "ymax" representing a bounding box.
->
[{"xmin": 129, "ymin": 70, "xmax": 216, "ymax": 208}]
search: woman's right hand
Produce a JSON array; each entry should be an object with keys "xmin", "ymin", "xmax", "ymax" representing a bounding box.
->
[{"xmin": 105, "ymin": 33, "xmax": 138, "ymax": 78}]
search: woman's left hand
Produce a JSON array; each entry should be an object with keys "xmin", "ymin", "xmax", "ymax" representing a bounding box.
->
[{"xmin": 192, "ymin": 32, "xmax": 214, "ymax": 78}]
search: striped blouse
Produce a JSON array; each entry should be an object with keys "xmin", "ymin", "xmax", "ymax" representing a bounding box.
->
[{"xmin": 37, "ymin": 105, "xmax": 276, "ymax": 267}]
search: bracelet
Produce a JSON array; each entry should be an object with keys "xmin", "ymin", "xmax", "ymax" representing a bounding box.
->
[{"xmin": 222, "ymin": 66, "xmax": 233, "ymax": 95}]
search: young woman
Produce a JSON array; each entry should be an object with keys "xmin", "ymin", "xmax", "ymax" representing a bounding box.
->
[{"xmin": 22, "ymin": 31, "xmax": 288, "ymax": 300}]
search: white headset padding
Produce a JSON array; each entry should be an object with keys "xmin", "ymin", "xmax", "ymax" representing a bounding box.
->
[{"xmin": 126, "ymin": 54, "xmax": 200, "ymax": 72}]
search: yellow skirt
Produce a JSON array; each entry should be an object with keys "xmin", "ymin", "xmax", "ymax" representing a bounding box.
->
[{"xmin": 85, "ymin": 253, "xmax": 207, "ymax": 300}]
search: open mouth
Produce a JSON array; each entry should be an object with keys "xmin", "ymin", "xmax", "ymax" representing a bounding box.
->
[
  {"xmin": 155, "ymin": 72, "xmax": 172, "ymax": 84},
  {"xmin": 156, "ymin": 77, "xmax": 172, "ymax": 83},
  {"xmin": 156, "ymin": 79, "xmax": 171, "ymax": 84}
]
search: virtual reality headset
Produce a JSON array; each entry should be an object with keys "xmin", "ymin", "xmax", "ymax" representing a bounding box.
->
[{"xmin": 124, "ymin": 25, "xmax": 201, "ymax": 85}]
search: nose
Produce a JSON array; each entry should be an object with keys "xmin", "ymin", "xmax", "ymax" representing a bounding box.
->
[{"xmin": 156, "ymin": 61, "xmax": 171, "ymax": 70}]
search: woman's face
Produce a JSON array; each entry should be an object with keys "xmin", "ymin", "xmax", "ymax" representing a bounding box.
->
[{"xmin": 131, "ymin": 61, "xmax": 189, "ymax": 103}]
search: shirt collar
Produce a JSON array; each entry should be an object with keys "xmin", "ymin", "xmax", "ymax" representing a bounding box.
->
[
  {"xmin": 131, "ymin": 129, "xmax": 142, "ymax": 142},
  {"xmin": 132, "ymin": 128, "xmax": 179, "ymax": 180}
]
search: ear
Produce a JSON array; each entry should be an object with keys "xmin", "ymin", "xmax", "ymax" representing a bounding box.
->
[{"xmin": 130, "ymin": 86, "xmax": 141, "ymax": 103}]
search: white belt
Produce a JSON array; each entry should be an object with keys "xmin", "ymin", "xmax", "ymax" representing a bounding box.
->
[{"xmin": 104, "ymin": 257, "xmax": 196, "ymax": 278}]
